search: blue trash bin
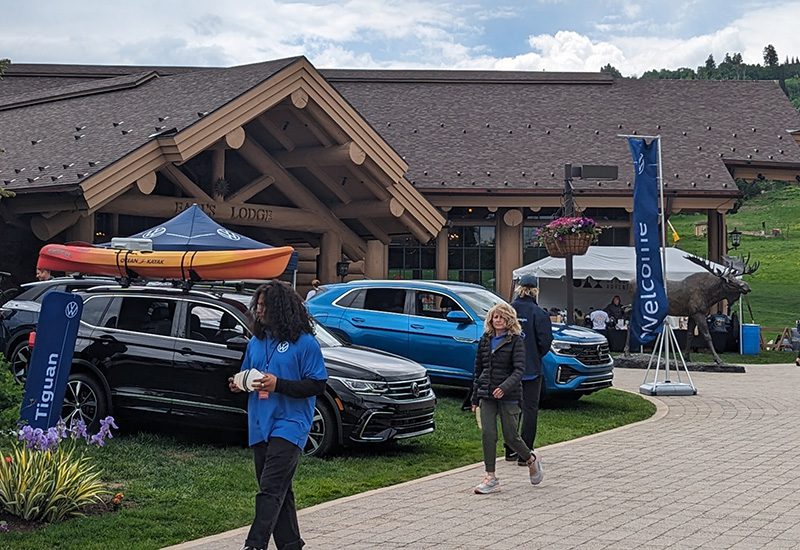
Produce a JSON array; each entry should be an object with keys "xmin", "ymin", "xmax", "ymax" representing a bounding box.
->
[{"xmin": 741, "ymin": 324, "xmax": 760, "ymax": 355}]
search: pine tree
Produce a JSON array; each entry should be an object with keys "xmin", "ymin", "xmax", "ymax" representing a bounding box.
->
[{"xmin": 763, "ymin": 44, "xmax": 779, "ymax": 67}]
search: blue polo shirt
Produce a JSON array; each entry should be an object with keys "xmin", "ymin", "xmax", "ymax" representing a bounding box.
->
[{"xmin": 240, "ymin": 332, "xmax": 327, "ymax": 449}]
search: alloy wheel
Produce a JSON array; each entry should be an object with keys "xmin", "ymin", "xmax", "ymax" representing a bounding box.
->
[
  {"xmin": 10, "ymin": 342, "xmax": 30, "ymax": 384},
  {"xmin": 305, "ymin": 405, "xmax": 326, "ymax": 456},
  {"xmin": 61, "ymin": 379, "xmax": 99, "ymax": 426}
]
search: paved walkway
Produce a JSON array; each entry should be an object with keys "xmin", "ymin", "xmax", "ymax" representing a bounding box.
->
[{"xmin": 167, "ymin": 364, "xmax": 800, "ymax": 549}]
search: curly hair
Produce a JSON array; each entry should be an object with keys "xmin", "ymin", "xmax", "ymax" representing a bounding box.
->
[
  {"xmin": 249, "ymin": 280, "xmax": 313, "ymax": 342},
  {"xmin": 483, "ymin": 303, "xmax": 522, "ymax": 336}
]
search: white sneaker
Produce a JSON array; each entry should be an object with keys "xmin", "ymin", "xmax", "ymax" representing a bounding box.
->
[
  {"xmin": 528, "ymin": 452, "xmax": 544, "ymax": 485},
  {"xmin": 474, "ymin": 475, "xmax": 500, "ymax": 494}
]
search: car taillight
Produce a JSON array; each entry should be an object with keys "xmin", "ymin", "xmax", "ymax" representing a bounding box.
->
[{"xmin": 28, "ymin": 331, "xmax": 36, "ymax": 349}]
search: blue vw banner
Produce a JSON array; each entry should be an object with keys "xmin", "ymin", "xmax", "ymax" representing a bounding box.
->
[
  {"xmin": 19, "ymin": 291, "xmax": 83, "ymax": 429},
  {"xmin": 627, "ymin": 138, "xmax": 668, "ymax": 346}
]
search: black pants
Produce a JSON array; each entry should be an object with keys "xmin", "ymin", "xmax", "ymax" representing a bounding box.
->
[
  {"xmin": 519, "ymin": 377, "xmax": 542, "ymax": 450},
  {"xmin": 504, "ymin": 377, "xmax": 543, "ymax": 456},
  {"xmin": 245, "ymin": 437, "xmax": 305, "ymax": 550}
]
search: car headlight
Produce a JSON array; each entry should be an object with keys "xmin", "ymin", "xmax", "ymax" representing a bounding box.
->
[
  {"xmin": 330, "ymin": 376, "xmax": 388, "ymax": 395},
  {"xmin": 550, "ymin": 340, "xmax": 576, "ymax": 356}
]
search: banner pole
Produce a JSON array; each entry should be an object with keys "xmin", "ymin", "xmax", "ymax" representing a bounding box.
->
[{"xmin": 656, "ymin": 136, "xmax": 667, "ymax": 295}]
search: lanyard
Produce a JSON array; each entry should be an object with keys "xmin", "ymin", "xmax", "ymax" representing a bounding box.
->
[{"xmin": 262, "ymin": 337, "xmax": 280, "ymax": 372}]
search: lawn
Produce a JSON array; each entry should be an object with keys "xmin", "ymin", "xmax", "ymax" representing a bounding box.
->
[
  {"xmin": 669, "ymin": 184, "xmax": 800, "ymax": 335},
  {"xmin": 0, "ymin": 388, "xmax": 655, "ymax": 549}
]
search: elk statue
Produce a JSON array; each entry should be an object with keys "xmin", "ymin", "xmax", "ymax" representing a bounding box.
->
[{"xmin": 626, "ymin": 254, "xmax": 759, "ymax": 364}]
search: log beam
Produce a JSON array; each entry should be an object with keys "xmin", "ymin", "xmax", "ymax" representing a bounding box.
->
[
  {"xmin": 100, "ymin": 195, "xmax": 329, "ymax": 233},
  {"xmin": 238, "ymin": 137, "xmax": 367, "ymax": 258},
  {"xmin": 31, "ymin": 211, "xmax": 82, "ymax": 241},
  {"xmin": 272, "ymin": 142, "xmax": 366, "ymax": 168},
  {"xmin": 332, "ymin": 198, "xmax": 404, "ymax": 219},
  {"xmin": 255, "ymin": 116, "xmax": 296, "ymax": 151},
  {"xmin": 212, "ymin": 148, "xmax": 225, "ymax": 201},
  {"xmin": 224, "ymin": 127, "xmax": 246, "ymax": 150},
  {"xmin": 136, "ymin": 172, "xmax": 157, "ymax": 195},
  {"xmin": 226, "ymin": 174, "xmax": 275, "ymax": 203},
  {"xmin": 160, "ymin": 164, "xmax": 213, "ymax": 202}
]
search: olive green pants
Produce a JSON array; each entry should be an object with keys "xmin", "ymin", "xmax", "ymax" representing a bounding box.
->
[{"xmin": 479, "ymin": 398, "xmax": 532, "ymax": 473}]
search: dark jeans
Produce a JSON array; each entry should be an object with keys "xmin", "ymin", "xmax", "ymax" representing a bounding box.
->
[
  {"xmin": 504, "ymin": 377, "xmax": 543, "ymax": 456},
  {"xmin": 245, "ymin": 437, "xmax": 305, "ymax": 550},
  {"xmin": 520, "ymin": 377, "xmax": 542, "ymax": 450}
]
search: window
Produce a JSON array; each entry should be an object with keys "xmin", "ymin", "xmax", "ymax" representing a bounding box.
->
[
  {"xmin": 187, "ymin": 304, "xmax": 246, "ymax": 344},
  {"xmin": 413, "ymin": 291, "xmax": 464, "ymax": 320},
  {"xmin": 115, "ymin": 297, "xmax": 176, "ymax": 336},
  {"xmin": 388, "ymin": 235, "xmax": 435, "ymax": 280},
  {"xmin": 80, "ymin": 296, "xmax": 112, "ymax": 327},
  {"xmin": 447, "ymin": 225, "xmax": 496, "ymax": 290},
  {"xmin": 359, "ymin": 288, "xmax": 407, "ymax": 314}
]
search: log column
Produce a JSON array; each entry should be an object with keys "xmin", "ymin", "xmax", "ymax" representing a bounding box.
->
[
  {"xmin": 65, "ymin": 213, "xmax": 96, "ymax": 244},
  {"xmin": 497, "ymin": 209, "xmax": 523, "ymax": 300},
  {"xmin": 364, "ymin": 239, "xmax": 387, "ymax": 279},
  {"xmin": 707, "ymin": 210, "xmax": 725, "ymax": 263},
  {"xmin": 436, "ymin": 226, "xmax": 449, "ymax": 280},
  {"xmin": 319, "ymin": 231, "xmax": 342, "ymax": 284}
]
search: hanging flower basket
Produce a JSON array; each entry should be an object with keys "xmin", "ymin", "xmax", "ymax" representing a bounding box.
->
[
  {"xmin": 535, "ymin": 216, "xmax": 601, "ymax": 258},
  {"xmin": 543, "ymin": 233, "xmax": 593, "ymax": 257}
]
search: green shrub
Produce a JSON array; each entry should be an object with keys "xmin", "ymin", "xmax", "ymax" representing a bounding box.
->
[
  {"xmin": 0, "ymin": 354, "xmax": 22, "ymax": 430},
  {"xmin": 0, "ymin": 442, "xmax": 106, "ymax": 521}
]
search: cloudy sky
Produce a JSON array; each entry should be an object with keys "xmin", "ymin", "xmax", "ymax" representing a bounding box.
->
[{"xmin": 1, "ymin": 0, "xmax": 798, "ymax": 76}]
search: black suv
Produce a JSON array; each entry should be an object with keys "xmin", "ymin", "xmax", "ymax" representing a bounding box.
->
[
  {"xmin": 1, "ymin": 277, "xmax": 117, "ymax": 382},
  {"xmin": 23, "ymin": 285, "xmax": 436, "ymax": 457}
]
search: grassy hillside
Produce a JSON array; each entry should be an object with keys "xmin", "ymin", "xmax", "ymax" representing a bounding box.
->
[{"xmin": 669, "ymin": 184, "xmax": 800, "ymax": 335}]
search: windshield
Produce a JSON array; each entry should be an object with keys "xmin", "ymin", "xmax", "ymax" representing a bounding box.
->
[
  {"xmin": 222, "ymin": 292, "xmax": 342, "ymax": 348},
  {"xmin": 456, "ymin": 288, "xmax": 507, "ymax": 320}
]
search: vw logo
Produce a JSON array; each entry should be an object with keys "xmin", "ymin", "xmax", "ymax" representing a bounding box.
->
[
  {"xmin": 65, "ymin": 301, "xmax": 80, "ymax": 319},
  {"xmin": 410, "ymin": 382, "xmax": 420, "ymax": 398},
  {"xmin": 142, "ymin": 227, "xmax": 167, "ymax": 239},
  {"xmin": 277, "ymin": 341, "xmax": 290, "ymax": 353},
  {"xmin": 217, "ymin": 228, "xmax": 241, "ymax": 241}
]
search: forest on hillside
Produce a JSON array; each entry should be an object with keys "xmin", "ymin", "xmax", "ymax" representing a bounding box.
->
[{"xmin": 601, "ymin": 43, "xmax": 800, "ymax": 110}]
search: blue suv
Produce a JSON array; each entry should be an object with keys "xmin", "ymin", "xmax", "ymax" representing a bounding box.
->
[{"xmin": 307, "ymin": 280, "xmax": 613, "ymax": 400}]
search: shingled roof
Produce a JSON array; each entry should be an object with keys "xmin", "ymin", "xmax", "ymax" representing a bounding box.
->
[
  {"xmin": 2, "ymin": 61, "xmax": 799, "ymax": 201},
  {"xmin": 323, "ymin": 70, "xmax": 800, "ymax": 197},
  {"xmin": 0, "ymin": 58, "xmax": 297, "ymax": 192}
]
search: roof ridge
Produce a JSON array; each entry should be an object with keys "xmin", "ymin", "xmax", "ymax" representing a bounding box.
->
[
  {"xmin": 320, "ymin": 68, "xmax": 613, "ymax": 85},
  {"xmin": 0, "ymin": 71, "xmax": 160, "ymax": 111}
]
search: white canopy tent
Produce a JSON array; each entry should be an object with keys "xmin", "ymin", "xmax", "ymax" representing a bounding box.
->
[{"xmin": 512, "ymin": 246, "xmax": 727, "ymax": 312}]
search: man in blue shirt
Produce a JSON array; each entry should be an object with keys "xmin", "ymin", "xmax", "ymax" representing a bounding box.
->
[
  {"xmin": 229, "ymin": 280, "xmax": 327, "ymax": 550},
  {"xmin": 507, "ymin": 274, "xmax": 553, "ymax": 479}
]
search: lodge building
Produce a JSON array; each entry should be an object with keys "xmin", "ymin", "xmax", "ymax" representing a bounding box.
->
[{"xmin": 1, "ymin": 57, "xmax": 799, "ymax": 299}]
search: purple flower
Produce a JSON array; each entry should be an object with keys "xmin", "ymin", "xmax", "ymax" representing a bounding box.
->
[
  {"xmin": 69, "ymin": 418, "xmax": 89, "ymax": 441},
  {"xmin": 89, "ymin": 433, "xmax": 106, "ymax": 447}
]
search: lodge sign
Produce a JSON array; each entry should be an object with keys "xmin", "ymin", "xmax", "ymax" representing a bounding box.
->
[{"xmin": 174, "ymin": 201, "xmax": 274, "ymax": 222}]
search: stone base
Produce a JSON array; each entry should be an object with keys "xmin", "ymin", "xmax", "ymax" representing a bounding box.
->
[{"xmin": 614, "ymin": 354, "xmax": 746, "ymax": 373}]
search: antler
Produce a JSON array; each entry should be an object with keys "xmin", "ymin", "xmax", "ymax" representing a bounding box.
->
[
  {"xmin": 739, "ymin": 252, "xmax": 760, "ymax": 275},
  {"xmin": 684, "ymin": 255, "xmax": 725, "ymax": 277}
]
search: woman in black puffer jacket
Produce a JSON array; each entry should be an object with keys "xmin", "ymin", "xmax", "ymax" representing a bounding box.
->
[{"xmin": 470, "ymin": 303, "xmax": 541, "ymax": 494}]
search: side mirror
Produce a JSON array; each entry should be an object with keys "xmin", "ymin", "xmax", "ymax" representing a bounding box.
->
[
  {"xmin": 446, "ymin": 311, "xmax": 472, "ymax": 324},
  {"xmin": 225, "ymin": 336, "xmax": 249, "ymax": 352}
]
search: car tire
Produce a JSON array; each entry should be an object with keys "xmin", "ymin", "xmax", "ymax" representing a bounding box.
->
[
  {"xmin": 9, "ymin": 338, "xmax": 31, "ymax": 384},
  {"xmin": 304, "ymin": 400, "xmax": 337, "ymax": 458},
  {"xmin": 61, "ymin": 372, "xmax": 108, "ymax": 433}
]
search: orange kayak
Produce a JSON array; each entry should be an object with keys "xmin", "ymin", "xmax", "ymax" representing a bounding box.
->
[{"xmin": 37, "ymin": 244, "xmax": 295, "ymax": 281}]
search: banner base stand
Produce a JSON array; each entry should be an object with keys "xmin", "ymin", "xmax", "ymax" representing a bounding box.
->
[
  {"xmin": 639, "ymin": 322, "xmax": 698, "ymax": 397},
  {"xmin": 639, "ymin": 381, "xmax": 697, "ymax": 396}
]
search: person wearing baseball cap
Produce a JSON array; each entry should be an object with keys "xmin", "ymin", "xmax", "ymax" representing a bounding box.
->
[{"xmin": 507, "ymin": 273, "xmax": 553, "ymax": 483}]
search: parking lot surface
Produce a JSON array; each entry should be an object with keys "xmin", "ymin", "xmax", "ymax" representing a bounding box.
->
[{"xmin": 167, "ymin": 364, "xmax": 800, "ymax": 549}]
